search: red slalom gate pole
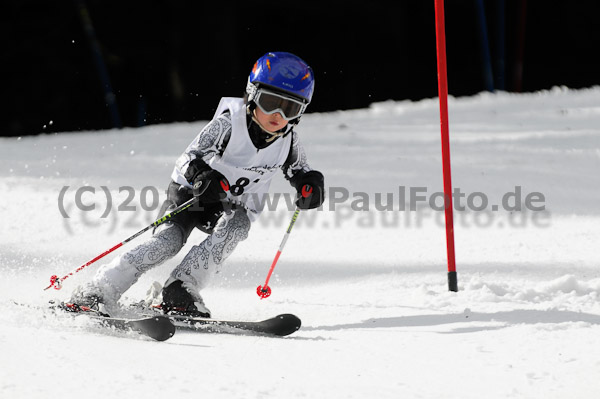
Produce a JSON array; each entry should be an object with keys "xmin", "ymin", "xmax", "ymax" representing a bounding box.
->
[{"xmin": 434, "ymin": 0, "xmax": 458, "ymax": 292}]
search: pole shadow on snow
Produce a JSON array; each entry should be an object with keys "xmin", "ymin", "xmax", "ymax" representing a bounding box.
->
[{"xmin": 303, "ymin": 309, "xmax": 600, "ymax": 334}]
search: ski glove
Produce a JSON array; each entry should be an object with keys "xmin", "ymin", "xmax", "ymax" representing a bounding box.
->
[
  {"xmin": 291, "ymin": 170, "xmax": 325, "ymax": 210},
  {"xmin": 184, "ymin": 158, "xmax": 230, "ymax": 203}
]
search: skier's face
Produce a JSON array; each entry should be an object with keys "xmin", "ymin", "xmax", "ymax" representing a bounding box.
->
[{"xmin": 254, "ymin": 107, "xmax": 289, "ymax": 133}]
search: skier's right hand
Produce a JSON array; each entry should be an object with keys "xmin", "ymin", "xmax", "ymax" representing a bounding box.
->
[
  {"xmin": 184, "ymin": 159, "xmax": 229, "ymax": 203},
  {"xmin": 191, "ymin": 170, "xmax": 229, "ymax": 202}
]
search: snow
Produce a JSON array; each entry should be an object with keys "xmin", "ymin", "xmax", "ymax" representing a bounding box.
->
[{"xmin": 1, "ymin": 86, "xmax": 600, "ymax": 398}]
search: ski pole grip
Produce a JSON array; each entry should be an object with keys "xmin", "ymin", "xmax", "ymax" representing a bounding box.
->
[{"xmin": 301, "ymin": 185, "xmax": 313, "ymax": 198}]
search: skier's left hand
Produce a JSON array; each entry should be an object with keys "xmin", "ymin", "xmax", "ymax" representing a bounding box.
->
[{"xmin": 292, "ymin": 170, "xmax": 325, "ymax": 210}]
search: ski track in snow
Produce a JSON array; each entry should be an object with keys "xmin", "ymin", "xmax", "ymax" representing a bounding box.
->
[{"xmin": 1, "ymin": 86, "xmax": 600, "ymax": 398}]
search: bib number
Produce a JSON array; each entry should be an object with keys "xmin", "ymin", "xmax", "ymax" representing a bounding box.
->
[{"xmin": 230, "ymin": 177, "xmax": 251, "ymax": 196}]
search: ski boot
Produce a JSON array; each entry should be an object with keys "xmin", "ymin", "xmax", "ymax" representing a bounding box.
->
[
  {"xmin": 62, "ymin": 286, "xmax": 111, "ymax": 317},
  {"xmin": 159, "ymin": 278, "xmax": 211, "ymax": 318}
]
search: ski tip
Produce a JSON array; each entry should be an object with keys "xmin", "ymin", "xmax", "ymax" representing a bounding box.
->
[
  {"xmin": 275, "ymin": 314, "xmax": 301, "ymax": 336},
  {"xmin": 130, "ymin": 315, "xmax": 176, "ymax": 342},
  {"xmin": 151, "ymin": 315, "xmax": 176, "ymax": 341}
]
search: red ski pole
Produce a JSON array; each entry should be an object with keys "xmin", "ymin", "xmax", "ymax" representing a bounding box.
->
[
  {"xmin": 45, "ymin": 179, "xmax": 229, "ymax": 291},
  {"xmin": 257, "ymin": 185, "xmax": 312, "ymax": 299}
]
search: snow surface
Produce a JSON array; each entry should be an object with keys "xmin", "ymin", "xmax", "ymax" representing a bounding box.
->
[{"xmin": 1, "ymin": 86, "xmax": 600, "ymax": 398}]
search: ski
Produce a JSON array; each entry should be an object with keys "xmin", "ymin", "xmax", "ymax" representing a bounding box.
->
[
  {"xmin": 85, "ymin": 314, "xmax": 175, "ymax": 342},
  {"xmin": 55, "ymin": 302, "xmax": 176, "ymax": 341},
  {"xmin": 167, "ymin": 313, "xmax": 301, "ymax": 337}
]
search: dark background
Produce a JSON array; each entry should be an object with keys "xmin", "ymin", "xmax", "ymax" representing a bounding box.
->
[{"xmin": 2, "ymin": 0, "xmax": 599, "ymax": 137}]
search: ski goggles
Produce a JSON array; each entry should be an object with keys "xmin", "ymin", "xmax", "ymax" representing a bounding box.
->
[{"xmin": 254, "ymin": 89, "xmax": 308, "ymax": 121}]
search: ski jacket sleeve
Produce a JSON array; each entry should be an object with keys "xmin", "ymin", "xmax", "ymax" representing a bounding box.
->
[
  {"xmin": 171, "ymin": 113, "xmax": 232, "ymax": 187},
  {"xmin": 282, "ymin": 131, "xmax": 313, "ymax": 183}
]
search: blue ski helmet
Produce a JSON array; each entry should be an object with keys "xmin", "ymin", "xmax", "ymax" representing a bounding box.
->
[{"xmin": 246, "ymin": 52, "xmax": 315, "ymax": 104}]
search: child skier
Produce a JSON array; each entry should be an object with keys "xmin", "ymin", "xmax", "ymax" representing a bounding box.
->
[{"xmin": 70, "ymin": 52, "xmax": 325, "ymax": 317}]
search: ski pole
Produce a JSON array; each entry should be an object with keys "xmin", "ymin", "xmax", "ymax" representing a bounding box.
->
[
  {"xmin": 257, "ymin": 185, "xmax": 312, "ymax": 299},
  {"xmin": 45, "ymin": 179, "xmax": 230, "ymax": 291}
]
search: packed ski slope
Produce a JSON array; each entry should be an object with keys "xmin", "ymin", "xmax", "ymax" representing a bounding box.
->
[{"xmin": 1, "ymin": 87, "xmax": 599, "ymax": 398}]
